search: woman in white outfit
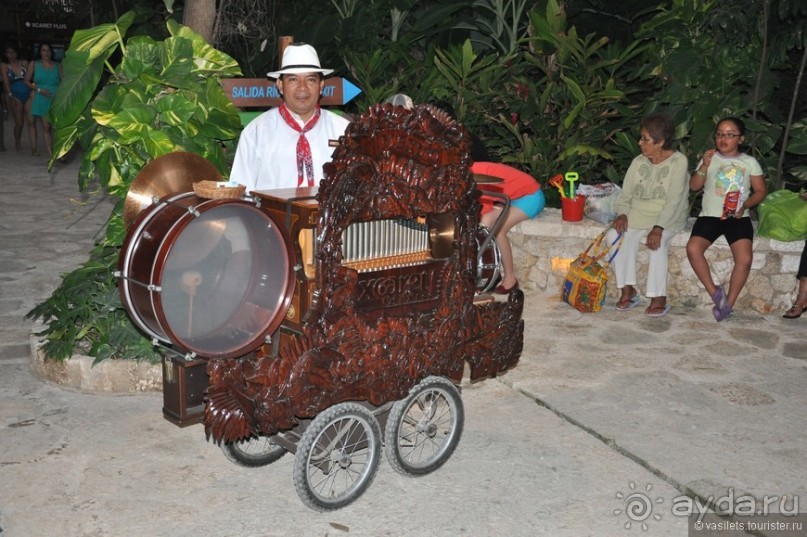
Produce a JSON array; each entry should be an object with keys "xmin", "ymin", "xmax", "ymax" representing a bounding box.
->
[{"xmin": 607, "ymin": 113, "xmax": 690, "ymax": 317}]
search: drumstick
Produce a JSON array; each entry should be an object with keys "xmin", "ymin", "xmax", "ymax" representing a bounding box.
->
[{"xmin": 181, "ymin": 271, "xmax": 202, "ymax": 338}]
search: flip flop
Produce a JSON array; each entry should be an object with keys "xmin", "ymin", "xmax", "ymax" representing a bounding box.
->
[
  {"xmin": 783, "ymin": 303, "xmax": 807, "ymax": 319},
  {"xmin": 615, "ymin": 294, "xmax": 641, "ymax": 311},
  {"xmin": 645, "ymin": 304, "xmax": 671, "ymax": 317}
]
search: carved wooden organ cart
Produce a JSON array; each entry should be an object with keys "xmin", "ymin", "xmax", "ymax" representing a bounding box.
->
[{"xmin": 117, "ymin": 103, "xmax": 524, "ymax": 511}]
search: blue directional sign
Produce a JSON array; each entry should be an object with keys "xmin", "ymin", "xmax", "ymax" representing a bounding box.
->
[{"xmin": 221, "ymin": 77, "xmax": 362, "ymax": 109}]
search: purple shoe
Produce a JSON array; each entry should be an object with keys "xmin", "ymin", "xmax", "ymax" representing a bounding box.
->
[
  {"xmin": 712, "ymin": 302, "xmax": 732, "ymax": 322},
  {"xmin": 711, "ymin": 285, "xmax": 726, "ymax": 308}
]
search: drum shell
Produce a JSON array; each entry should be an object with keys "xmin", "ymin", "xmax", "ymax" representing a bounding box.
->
[{"xmin": 118, "ymin": 193, "xmax": 296, "ymax": 359}]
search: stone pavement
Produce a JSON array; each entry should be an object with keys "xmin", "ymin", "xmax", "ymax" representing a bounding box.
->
[{"xmin": 1, "ymin": 121, "xmax": 806, "ymax": 537}]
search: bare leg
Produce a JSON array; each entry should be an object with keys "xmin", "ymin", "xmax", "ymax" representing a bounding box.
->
[
  {"xmin": 481, "ymin": 205, "xmax": 529, "ymax": 289},
  {"xmin": 42, "ymin": 119, "xmax": 53, "ymax": 158},
  {"xmin": 10, "ymin": 98, "xmax": 25, "ymax": 151},
  {"xmin": 725, "ymin": 238, "xmax": 752, "ymax": 307},
  {"xmin": 28, "ymin": 104, "xmax": 38, "ymax": 155},
  {"xmin": 686, "ymin": 235, "xmax": 718, "ymax": 297}
]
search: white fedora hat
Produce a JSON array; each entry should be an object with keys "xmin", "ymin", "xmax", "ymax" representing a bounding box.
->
[{"xmin": 267, "ymin": 43, "xmax": 334, "ymax": 78}]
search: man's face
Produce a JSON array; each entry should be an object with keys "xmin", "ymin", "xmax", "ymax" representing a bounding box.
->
[{"xmin": 277, "ymin": 72, "xmax": 324, "ymax": 121}]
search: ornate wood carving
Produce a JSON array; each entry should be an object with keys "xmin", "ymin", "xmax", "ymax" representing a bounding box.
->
[{"xmin": 205, "ymin": 104, "xmax": 524, "ymax": 443}]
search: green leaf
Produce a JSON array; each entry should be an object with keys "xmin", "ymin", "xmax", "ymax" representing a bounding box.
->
[
  {"xmin": 785, "ymin": 119, "xmax": 807, "ymax": 155},
  {"xmin": 159, "ymin": 37, "xmax": 194, "ymax": 88},
  {"xmin": 197, "ymin": 78, "xmax": 242, "ymax": 139},
  {"xmin": 120, "ymin": 35, "xmax": 159, "ymax": 80},
  {"xmin": 143, "ymin": 129, "xmax": 176, "ymax": 157},
  {"xmin": 67, "ymin": 10, "xmax": 135, "ymax": 59},
  {"xmin": 108, "ymin": 104, "xmax": 157, "ymax": 143},
  {"xmin": 104, "ymin": 213, "xmax": 126, "ymax": 245},
  {"xmin": 167, "ymin": 19, "xmax": 241, "ymax": 76},
  {"xmin": 91, "ymin": 85, "xmax": 128, "ymax": 126},
  {"xmin": 156, "ymin": 93, "xmax": 198, "ymax": 127},
  {"xmin": 52, "ymin": 125, "xmax": 79, "ymax": 160},
  {"xmin": 50, "ymin": 52, "xmax": 108, "ymax": 129}
]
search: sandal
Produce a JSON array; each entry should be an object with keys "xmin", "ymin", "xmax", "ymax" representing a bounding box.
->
[
  {"xmin": 615, "ymin": 293, "xmax": 641, "ymax": 311},
  {"xmin": 783, "ymin": 303, "xmax": 807, "ymax": 319},
  {"xmin": 645, "ymin": 304, "xmax": 671, "ymax": 317}
]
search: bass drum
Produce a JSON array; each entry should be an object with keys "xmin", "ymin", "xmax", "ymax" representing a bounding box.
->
[
  {"xmin": 475, "ymin": 225, "xmax": 502, "ymax": 294},
  {"xmin": 118, "ymin": 193, "xmax": 296, "ymax": 359}
]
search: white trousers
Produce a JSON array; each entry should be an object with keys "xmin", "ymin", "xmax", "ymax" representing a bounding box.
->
[{"xmin": 605, "ymin": 227, "xmax": 675, "ymax": 298}]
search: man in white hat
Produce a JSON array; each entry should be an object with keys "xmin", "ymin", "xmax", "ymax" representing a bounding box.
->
[{"xmin": 230, "ymin": 43, "xmax": 351, "ymax": 191}]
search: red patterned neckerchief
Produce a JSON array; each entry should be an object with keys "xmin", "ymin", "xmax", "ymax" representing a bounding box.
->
[{"xmin": 278, "ymin": 104, "xmax": 321, "ymax": 186}]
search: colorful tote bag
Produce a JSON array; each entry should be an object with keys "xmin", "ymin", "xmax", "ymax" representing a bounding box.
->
[{"xmin": 561, "ymin": 228, "xmax": 624, "ymax": 312}]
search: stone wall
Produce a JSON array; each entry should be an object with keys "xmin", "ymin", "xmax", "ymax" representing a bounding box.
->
[{"xmin": 508, "ymin": 208, "xmax": 805, "ymax": 314}]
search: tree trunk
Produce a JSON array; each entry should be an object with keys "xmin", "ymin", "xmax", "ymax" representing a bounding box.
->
[{"xmin": 183, "ymin": 0, "xmax": 217, "ymax": 43}]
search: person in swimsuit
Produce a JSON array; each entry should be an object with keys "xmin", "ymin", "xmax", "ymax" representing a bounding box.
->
[{"xmin": 1, "ymin": 45, "xmax": 34, "ymax": 152}]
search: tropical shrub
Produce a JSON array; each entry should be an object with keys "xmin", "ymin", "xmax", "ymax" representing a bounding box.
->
[
  {"xmin": 471, "ymin": 0, "xmax": 646, "ymax": 206},
  {"xmin": 27, "ymin": 10, "xmax": 243, "ymax": 362},
  {"xmin": 634, "ymin": 0, "xmax": 807, "ymax": 191}
]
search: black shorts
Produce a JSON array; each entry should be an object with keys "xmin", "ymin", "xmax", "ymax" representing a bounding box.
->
[{"xmin": 690, "ymin": 216, "xmax": 754, "ymax": 245}]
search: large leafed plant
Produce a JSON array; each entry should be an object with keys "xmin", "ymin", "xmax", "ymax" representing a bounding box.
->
[{"xmin": 27, "ymin": 10, "xmax": 243, "ymax": 363}]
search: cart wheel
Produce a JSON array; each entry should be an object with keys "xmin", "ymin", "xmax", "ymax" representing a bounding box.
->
[
  {"xmin": 384, "ymin": 376, "xmax": 464, "ymax": 477},
  {"xmin": 293, "ymin": 402, "xmax": 382, "ymax": 511},
  {"xmin": 220, "ymin": 435, "xmax": 286, "ymax": 468}
]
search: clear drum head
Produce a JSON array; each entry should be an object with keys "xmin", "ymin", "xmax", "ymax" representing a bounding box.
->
[{"xmin": 154, "ymin": 201, "xmax": 294, "ymax": 358}]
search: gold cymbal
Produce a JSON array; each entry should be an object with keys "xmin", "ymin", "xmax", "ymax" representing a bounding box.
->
[
  {"xmin": 124, "ymin": 152, "xmax": 222, "ymax": 227},
  {"xmin": 473, "ymin": 173, "xmax": 504, "ymax": 184}
]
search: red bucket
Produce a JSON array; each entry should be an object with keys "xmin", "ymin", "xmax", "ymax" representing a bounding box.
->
[{"xmin": 561, "ymin": 195, "xmax": 586, "ymax": 222}]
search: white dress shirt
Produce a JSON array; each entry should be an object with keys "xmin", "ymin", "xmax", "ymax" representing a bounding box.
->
[{"xmin": 229, "ymin": 107, "xmax": 350, "ymax": 192}]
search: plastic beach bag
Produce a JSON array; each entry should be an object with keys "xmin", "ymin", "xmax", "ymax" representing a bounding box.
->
[
  {"xmin": 577, "ymin": 183, "xmax": 621, "ymax": 224},
  {"xmin": 757, "ymin": 190, "xmax": 807, "ymax": 242},
  {"xmin": 561, "ymin": 228, "xmax": 624, "ymax": 313}
]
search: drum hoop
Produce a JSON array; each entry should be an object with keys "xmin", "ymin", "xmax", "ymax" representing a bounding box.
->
[{"xmin": 119, "ymin": 192, "xmax": 199, "ymax": 343}]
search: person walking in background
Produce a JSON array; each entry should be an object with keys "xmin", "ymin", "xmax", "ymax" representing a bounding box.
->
[
  {"xmin": 608, "ymin": 113, "xmax": 690, "ymax": 317},
  {"xmin": 24, "ymin": 43, "xmax": 62, "ymax": 157},
  {"xmin": 2, "ymin": 44, "xmax": 34, "ymax": 153},
  {"xmin": 686, "ymin": 117, "xmax": 768, "ymax": 322}
]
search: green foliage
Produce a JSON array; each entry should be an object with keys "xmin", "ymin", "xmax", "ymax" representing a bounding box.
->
[
  {"xmin": 634, "ymin": 0, "xmax": 807, "ymax": 191},
  {"xmin": 478, "ymin": 0, "xmax": 646, "ymax": 196},
  {"xmin": 29, "ymin": 10, "xmax": 243, "ymax": 362},
  {"xmin": 27, "ymin": 243, "xmax": 162, "ymax": 364},
  {"xmin": 469, "ymin": 0, "xmax": 532, "ymax": 56}
]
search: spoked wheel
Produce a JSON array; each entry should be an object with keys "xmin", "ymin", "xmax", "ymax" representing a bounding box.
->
[
  {"xmin": 476, "ymin": 226, "xmax": 502, "ymax": 293},
  {"xmin": 220, "ymin": 435, "xmax": 287, "ymax": 467},
  {"xmin": 384, "ymin": 376, "xmax": 464, "ymax": 477},
  {"xmin": 293, "ymin": 402, "xmax": 382, "ymax": 512}
]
